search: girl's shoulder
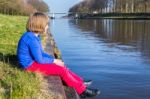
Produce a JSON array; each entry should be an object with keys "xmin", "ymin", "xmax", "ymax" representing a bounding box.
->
[
  {"xmin": 19, "ymin": 31, "xmax": 38, "ymax": 45},
  {"xmin": 18, "ymin": 31, "xmax": 40, "ymax": 48},
  {"xmin": 21, "ymin": 31, "xmax": 37, "ymax": 40}
]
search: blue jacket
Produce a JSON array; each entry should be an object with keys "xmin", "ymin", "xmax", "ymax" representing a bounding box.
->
[{"xmin": 17, "ymin": 31, "xmax": 54, "ymax": 68}]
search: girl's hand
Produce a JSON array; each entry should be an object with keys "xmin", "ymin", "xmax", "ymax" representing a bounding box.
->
[{"xmin": 53, "ymin": 59, "xmax": 65, "ymax": 67}]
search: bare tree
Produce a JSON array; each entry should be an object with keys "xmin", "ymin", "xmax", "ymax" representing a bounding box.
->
[{"xmin": 69, "ymin": 0, "xmax": 150, "ymax": 14}]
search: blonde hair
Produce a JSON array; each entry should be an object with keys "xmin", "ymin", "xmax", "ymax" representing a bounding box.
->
[{"xmin": 26, "ymin": 12, "xmax": 49, "ymax": 33}]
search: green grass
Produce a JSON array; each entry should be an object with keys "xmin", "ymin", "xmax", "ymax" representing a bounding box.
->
[{"xmin": 0, "ymin": 14, "xmax": 52, "ymax": 99}]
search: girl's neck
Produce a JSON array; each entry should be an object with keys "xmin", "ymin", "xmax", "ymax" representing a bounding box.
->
[{"xmin": 34, "ymin": 33, "xmax": 39, "ymax": 37}]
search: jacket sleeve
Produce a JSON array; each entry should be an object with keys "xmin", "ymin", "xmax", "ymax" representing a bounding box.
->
[
  {"xmin": 42, "ymin": 52, "xmax": 55, "ymax": 61},
  {"xmin": 28, "ymin": 39, "xmax": 54, "ymax": 64}
]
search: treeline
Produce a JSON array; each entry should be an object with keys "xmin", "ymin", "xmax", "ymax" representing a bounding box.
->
[
  {"xmin": 69, "ymin": 0, "xmax": 150, "ymax": 14},
  {"xmin": 0, "ymin": 0, "xmax": 49, "ymax": 15}
]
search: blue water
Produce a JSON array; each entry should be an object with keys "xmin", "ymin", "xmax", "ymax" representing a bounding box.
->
[{"xmin": 50, "ymin": 19, "xmax": 150, "ymax": 99}]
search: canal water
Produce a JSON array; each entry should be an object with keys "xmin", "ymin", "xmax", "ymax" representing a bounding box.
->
[{"xmin": 50, "ymin": 19, "xmax": 150, "ymax": 99}]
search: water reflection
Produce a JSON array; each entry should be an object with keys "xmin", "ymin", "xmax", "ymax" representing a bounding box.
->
[
  {"xmin": 69, "ymin": 19, "xmax": 150, "ymax": 62},
  {"xmin": 50, "ymin": 19, "xmax": 150, "ymax": 99}
]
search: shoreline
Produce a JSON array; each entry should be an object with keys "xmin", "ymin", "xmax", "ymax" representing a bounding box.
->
[
  {"xmin": 43, "ymin": 28, "xmax": 79, "ymax": 99},
  {"xmin": 69, "ymin": 13, "xmax": 150, "ymax": 19}
]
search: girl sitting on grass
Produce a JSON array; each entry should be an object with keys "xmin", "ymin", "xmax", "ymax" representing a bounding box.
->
[{"xmin": 17, "ymin": 12, "xmax": 100, "ymax": 98}]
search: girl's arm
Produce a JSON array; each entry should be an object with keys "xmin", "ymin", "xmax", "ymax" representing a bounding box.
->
[
  {"xmin": 29, "ymin": 39, "xmax": 54, "ymax": 64},
  {"xmin": 42, "ymin": 52, "xmax": 65, "ymax": 67},
  {"xmin": 42, "ymin": 52, "xmax": 54, "ymax": 59}
]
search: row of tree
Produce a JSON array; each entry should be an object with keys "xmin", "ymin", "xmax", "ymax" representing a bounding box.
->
[
  {"xmin": 69, "ymin": 0, "xmax": 150, "ymax": 14},
  {"xmin": 0, "ymin": 0, "xmax": 49, "ymax": 15}
]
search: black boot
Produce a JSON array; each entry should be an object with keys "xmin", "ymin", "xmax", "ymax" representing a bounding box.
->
[
  {"xmin": 84, "ymin": 80, "xmax": 92, "ymax": 87},
  {"xmin": 80, "ymin": 88, "xmax": 100, "ymax": 98}
]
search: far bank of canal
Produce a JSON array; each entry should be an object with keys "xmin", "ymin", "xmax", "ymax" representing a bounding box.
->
[
  {"xmin": 50, "ymin": 19, "xmax": 150, "ymax": 99},
  {"xmin": 69, "ymin": 13, "xmax": 150, "ymax": 19}
]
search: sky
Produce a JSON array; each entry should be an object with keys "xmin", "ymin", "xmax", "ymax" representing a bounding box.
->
[{"xmin": 44, "ymin": 0, "xmax": 82, "ymax": 13}]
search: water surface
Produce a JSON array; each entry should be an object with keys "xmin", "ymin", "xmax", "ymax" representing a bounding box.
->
[{"xmin": 50, "ymin": 19, "xmax": 150, "ymax": 99}]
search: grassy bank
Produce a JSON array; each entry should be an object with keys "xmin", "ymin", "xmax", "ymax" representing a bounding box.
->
[{"xmin": 0, "ymin": 14, "xmax": 52, "ymax": 98}]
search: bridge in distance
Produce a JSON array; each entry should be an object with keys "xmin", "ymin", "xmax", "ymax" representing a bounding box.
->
[{"xmin": 48, "ymin": 12, "xmax": 93, "ymax": 18}]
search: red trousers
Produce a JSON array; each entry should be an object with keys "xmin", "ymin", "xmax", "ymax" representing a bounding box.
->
[{"xmin": 26, "ymin": 62, "xmax": 86, "ymax": 94}]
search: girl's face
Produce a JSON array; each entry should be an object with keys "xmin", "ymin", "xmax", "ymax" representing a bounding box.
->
[{"xmin": 44, "ymin": 24, "xmax": 49, "ymax": 33}]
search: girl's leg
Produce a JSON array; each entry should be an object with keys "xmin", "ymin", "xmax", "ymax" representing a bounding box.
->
[
  {"xmin": 68, "ymin": 70, "xmax": 83, "ymax": 82},
  {"xmin": 26, "ymin": 62, "xmax": 86, "ymax": 94}
]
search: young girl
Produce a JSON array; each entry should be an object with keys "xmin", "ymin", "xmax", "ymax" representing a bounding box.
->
[{"xmin": 17, "ymin": 12, "xmax": 100, "ymax": 98}]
